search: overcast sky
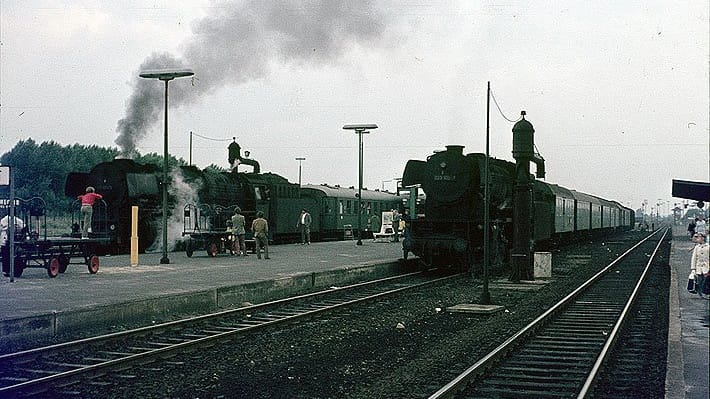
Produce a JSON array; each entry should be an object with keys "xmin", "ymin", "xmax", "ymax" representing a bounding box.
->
[{"xmin": 1, "ymin": 1, "xmax": 708, "ymax": 215}]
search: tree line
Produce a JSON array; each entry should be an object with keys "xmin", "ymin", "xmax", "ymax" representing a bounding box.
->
[{"xmin": 0, "ymin": 139, "xmax": 198, "ymax": 214}]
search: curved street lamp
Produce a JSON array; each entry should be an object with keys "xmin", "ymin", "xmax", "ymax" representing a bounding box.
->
[{"xmin": 139, "ymin": 68, "xmax": 194, "ymax": 264}]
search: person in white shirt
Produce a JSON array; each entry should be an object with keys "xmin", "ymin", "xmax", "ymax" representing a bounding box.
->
[{"xmin": 1, "ymin": 214, "xmax": 25, "ymax": 276}]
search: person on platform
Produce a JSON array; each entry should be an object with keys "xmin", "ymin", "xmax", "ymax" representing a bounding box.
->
[
  {"xmin": 78, "ymin": 186, "xmax": 102, "ymax": 239},
  {"xmin": 695, "ymin": 216, "xmax": 707, "ymax": 238},
  {"xmin": 296, "ymin": 209, "xmax": 312, "ymax": 245},
  {"xmin": 1, "ymin": 213, "xmax": 25, "ymax": 277},
  {"xmin": 369, "ymin": 213, "xmax": 381, "ymax": 238},
  {"xmin": 251, "ymin": 211, "xmax": 270, "ymax": 259},
  {"xmin": 391, "ymin": 209, "xmax": 401, "ymax": 242},
  {"xmin": 690, "ymin": 232, "xmax": 709, "ymax": 298},
  {"xmin": 687, "ymin": 218, "xmax": 697, "ymax": 239},
  {"xmin": 231, "ymin": 207, "xmax": 248, "ymax": 256}
]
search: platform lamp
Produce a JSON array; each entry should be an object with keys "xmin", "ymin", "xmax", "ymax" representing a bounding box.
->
[
  {"xmin": 139, "ymin": 68, "xmax": 194, "ymax": 264},
  {"xmin": 295, "ymin": 157, "xmax": 306, "ymax": 188},
  {"xmin": 343, "ymin": 124, "xmax": 378, "ymax": 245}
]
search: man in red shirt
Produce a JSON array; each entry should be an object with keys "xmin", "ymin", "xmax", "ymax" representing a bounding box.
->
[{"xmin": 78, "ymin": 186, "xmax": 102, "ymax": 239}]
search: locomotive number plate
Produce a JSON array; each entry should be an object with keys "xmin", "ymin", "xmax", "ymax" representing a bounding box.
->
[{"xmin": 434, "ymin": 175, "xmax": 456, "ymax": 181}]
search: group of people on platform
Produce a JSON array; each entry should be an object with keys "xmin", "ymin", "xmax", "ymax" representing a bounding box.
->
[
  {"xmin": 687, "ymin": 214, "xmax": 709, "ymax": 299},
  {"xmin": 229, "ymin": 207, "xmax": 270, "ymax": 259}
]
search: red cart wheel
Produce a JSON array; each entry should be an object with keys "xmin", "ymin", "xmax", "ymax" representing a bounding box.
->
[
  {"xmin": 87, "ymin": 255, "xmax": 99, "ymax": 274},
  {"xmin": 207, "ymin": 242, "xmax": 218, "ymax": 257},
  {"xmin": 47, "ymin": 257, "xmax": 60, "ymax": 278}
]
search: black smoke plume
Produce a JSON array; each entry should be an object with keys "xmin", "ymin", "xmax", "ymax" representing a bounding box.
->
[{"xmin": 115, "ymin": 0, "xmax": 390, "ymax": 156}]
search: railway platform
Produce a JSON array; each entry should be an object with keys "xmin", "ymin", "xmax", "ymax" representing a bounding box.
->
[
  {"xmin": 0, "ymin": 239, "xmax": 410, "ymax": 350},
  {"xmin": 666, "ymin": 225, "xmax": 709, "ymax": 399},
  {"xmin": 0, "ymin": 228, "xmax": 707, "ymax": 398}
]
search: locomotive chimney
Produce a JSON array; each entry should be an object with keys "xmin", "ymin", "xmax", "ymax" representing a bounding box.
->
[{"xmin": 445, "ymin": 145, "xmax": 464, "ymax": 155}]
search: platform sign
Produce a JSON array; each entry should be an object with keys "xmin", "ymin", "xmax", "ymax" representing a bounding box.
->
[
  {"xmin": 0, "ymin": 166, "xmax": 9, "ymax": 186},
  {"xmin": 0, "ymin": 167, "xmax": 9, "ymax": 196}
]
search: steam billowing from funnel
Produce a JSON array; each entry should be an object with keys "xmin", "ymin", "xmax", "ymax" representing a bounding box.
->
[{"xmin": 115, "ymin": 0, "xmax": 391, "ymax": 156}]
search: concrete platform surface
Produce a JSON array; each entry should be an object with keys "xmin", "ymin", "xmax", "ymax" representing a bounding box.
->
[
  {"xmin": 666, "ymin": 226, "xmax": 709, "ymax": 399},
  {"xmin": 0, "ymin": 240, "xmax": 408, "ymax": 347}
]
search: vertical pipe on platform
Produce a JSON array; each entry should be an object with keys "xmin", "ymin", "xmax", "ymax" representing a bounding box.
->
[
  {"xmin": 131, "ymin": 206, "xmax": 139, "ymax": 266},
  {"xmin": 511, "ymin": 111, "xmax": 535, "ymax": 282}
]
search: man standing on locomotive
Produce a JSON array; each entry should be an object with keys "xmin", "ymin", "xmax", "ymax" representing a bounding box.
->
[{"xmin": 78, "ymin": 186, "xmax": 102, "ymax": 239}]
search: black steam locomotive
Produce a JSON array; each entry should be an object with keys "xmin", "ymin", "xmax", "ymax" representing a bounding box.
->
[
  {"xmin": 65, "ymin": 154, "xmax": 402, "ymax": 254},
  {"xmin": 401, "ymin": 144, "xmax": 635, "ymax": 271}
]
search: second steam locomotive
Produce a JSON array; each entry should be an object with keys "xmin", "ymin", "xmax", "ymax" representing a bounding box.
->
[{"xmin": 402, "ymin": 144, "xmax": 634, "ymax": 272}]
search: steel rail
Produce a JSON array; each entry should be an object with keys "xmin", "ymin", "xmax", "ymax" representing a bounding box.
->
[
  {"xmin": 0, "ymin": 270, "xmax": 461, "ymax": 396},
  {"xmin": 428, "ymin": 231, "xmax": 664, "ymax": 399},
  {"xmin": 576, "ymin": 227, "xmax": 669, "ymax": 398}
]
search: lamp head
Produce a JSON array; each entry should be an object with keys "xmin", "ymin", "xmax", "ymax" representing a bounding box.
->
[
  {"xmin": 139, "ymin": 68, "xmax": 194, "ymax": 81},
  {"xmin": 343, "ymin": 124, "xmax": 378, "ymax": 131}
]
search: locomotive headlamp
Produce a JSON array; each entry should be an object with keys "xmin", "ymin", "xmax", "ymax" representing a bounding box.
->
[{"xmin": 439, "ymin": 162, "xmax": 447, "ymax": 169}]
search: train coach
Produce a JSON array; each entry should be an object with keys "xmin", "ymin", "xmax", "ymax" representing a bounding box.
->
[{"xmin": 401, "ymin": 144, "xmax": 634, "ymax": 270}]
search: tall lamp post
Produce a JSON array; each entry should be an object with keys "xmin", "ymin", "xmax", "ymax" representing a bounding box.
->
[
  {"xmin": 343, "ymin": 124, "xmax": 378, "ymax": 245},
  {"xmin": 139, "ymin": 68, "xmax": 194, "ymax": 264},
  {"xmin": 295, "ymin": 157, "xmax": 306, "ymax": 187}
]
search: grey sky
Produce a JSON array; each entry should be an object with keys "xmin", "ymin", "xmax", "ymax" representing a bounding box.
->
[{"xmin": 1, "ymin": 1, "xmax": 708, "ymax": 215}]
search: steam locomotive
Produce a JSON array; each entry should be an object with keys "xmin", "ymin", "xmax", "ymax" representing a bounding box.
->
[
  {"xmin": 64, "ymin": 155, "xmax": 402, "ymax": 254},
  {"xmin": 401, "ymin": 144, "xmax": 634, "ymax": 271}
]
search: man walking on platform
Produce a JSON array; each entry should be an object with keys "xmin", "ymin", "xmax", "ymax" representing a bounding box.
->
[
  {"xmin": 296, "ymin": 209, "xmax": 312, "ymax": 245},
  {"xmin": 252, "ymin": 211, "xmax": 270, "ymax": 259},
  {"xmin": 231, "ymin": 207, "xmax": 248, "ymax": 256}
]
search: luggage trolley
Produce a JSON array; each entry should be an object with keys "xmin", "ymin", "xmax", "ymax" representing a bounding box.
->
[
  {"xmin": 2, "ymin": 197, "xmax": 111, "ymax": 278},
  {"xmin": 182, "ymin": 203, "xmax": 238, "ymax": 257}
]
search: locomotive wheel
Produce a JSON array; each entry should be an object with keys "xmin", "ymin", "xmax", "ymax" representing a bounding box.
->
[
  {"xmin": 48, "ymin": 257, "xmax": 60, "ymax": 278},
  {"xmin": 58, "ymin": 254, "xmax": 70, "ymax": 273},
  {"xmin": 87, "ymin": 255, "xmax": 99, "ymax": 274},
  {"xmin": 186, "ymin": 240, "xmax": 194, "ymax": 257},
  {"xmin": 207, "ymin": 242, "xmax": 218, "ymax": 257}
]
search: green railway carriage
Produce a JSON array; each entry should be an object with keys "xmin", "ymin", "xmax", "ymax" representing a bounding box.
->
[{"xmin": 301, "ymin": 184, "xmax": 403, "ymax": 240}]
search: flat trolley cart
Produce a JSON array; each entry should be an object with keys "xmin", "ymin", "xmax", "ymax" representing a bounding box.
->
[
  {"xmin": 182, "ymin": 203, "xmax": 238, "ymax": 257},
  {"xmin": 2, "ymin": 196, "xmax": 111, "ymax": 278},
  {"xmin": 11, "ymin": 236, "xmax": 111, "ymax": 278}
]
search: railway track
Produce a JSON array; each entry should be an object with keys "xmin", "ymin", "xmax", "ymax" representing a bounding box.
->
[
  {"xmin": 0, "ymin": 269, "xmax": 460, "ymax": 397},
  {"xmin": 429, "ymin": 229, "xmax": 669, "ymax": 399}
]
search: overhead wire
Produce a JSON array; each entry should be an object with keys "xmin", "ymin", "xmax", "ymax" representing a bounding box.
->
[
  {"xmin": 190, "ymin": 132, "xmax": 233, "ymax": 142},
  {"xmin": 489, "ymin": 89, "xmax": 523, "ymax": 123}
]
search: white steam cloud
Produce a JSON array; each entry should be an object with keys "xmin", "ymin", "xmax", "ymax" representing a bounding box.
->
[{"xmin": 115, "ymin": 0, "xmax": 392, "ymax": 155}]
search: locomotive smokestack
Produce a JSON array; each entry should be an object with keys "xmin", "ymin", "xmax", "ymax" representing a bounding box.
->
[{"xmin": 445, "ymin": 145, "xmax": 465, "ymax": 155}]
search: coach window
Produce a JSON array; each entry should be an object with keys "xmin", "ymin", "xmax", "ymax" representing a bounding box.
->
[{"xmin": 339, "ymin": 200, "xmax": 344, "ymax": 215}]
